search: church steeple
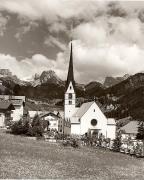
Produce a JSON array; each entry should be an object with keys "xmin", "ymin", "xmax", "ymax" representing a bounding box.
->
[
  {"xmin": 66, "ymin": 42, "xmax": 75, "ymax": 90},
  {"xmin": 64, "ymin": 41, "xmax": 76, "ymax": 120}
]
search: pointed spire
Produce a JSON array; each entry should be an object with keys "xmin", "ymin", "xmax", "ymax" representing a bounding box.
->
[{"xmin": 66, "ymin": 41, "xmax": 75, "ymax": 90}]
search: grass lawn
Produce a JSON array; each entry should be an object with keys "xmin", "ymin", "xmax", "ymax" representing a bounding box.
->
[{"xmin": 0, "ymin": 130, "xmax": 144, "ymax": 179}]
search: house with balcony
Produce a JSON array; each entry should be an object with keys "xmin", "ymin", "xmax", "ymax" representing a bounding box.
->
[
  {"xmin": 0, "ymin": 101, "xmax": 15, "ymax": 127},
  {"xmin": 0, "ymin": 95, "xmax": 25, "ymax": 122}
]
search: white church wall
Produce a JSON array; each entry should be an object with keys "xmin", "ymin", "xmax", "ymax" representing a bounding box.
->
[
  {"xmin": 107, "ymin": 125, "xmax": 116, "ymax": 140},
  {"xmin": 80, "ymin": 103, "xmax": 108, "ymax": 136}
]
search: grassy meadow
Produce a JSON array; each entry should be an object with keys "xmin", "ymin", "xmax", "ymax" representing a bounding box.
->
[{"xmin": 0, "ymin": 130, "xmax": 144, "ymax": 179}]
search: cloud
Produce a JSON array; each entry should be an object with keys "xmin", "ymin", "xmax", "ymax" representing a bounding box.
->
[
  {"xmin": 0, "ymin": 40, "xmax": 144, "ymax": 84},
  {"xmin": 44, "ymin": 36, "xmax": 66, "ymax": 51},
  {"xmin": 0, "ymin": 0, "xmax": 107, "ymax": 20},
  {"xmin": 74, "ymin": 16, "xmax": 144, "ymax": 46},
  {"xmin": 49, "ymin": 22, "xmax": 67, "ymax": 33},
  {"xmin": 0, "ymin": 52, "xmax": 68, "ymax": 81},
  {"xmin": 0, "ymin": 13, "xmax": 9, "ymax": 36},
  {"xmin": 0, "ymin": 1, "xmax": 144, "ymax": 83},
  {"xmin": 15, "ymin": 21, "xmax": 39, "ymax": 42},
  {"xmin": 71, "ymin": 41, "xmax": 144, "ymax": 83}
]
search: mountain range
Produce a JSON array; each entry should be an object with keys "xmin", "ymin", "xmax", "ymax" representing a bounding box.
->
[{"xmin": 0, "ymin": 69, "xmax": 143, "ymax": 120}]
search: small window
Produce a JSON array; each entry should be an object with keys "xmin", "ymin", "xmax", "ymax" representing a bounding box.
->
[
  {"xmin": 69, "ymin": 100, "xmax": 72, "ymax": 105},
  {"xmin": 69, "ymin": 93, "xmax": 72, "ymax": 99},
  {"xmin": 70, "ymin": 86, "xmax": 72, "ymax": 90},
  {"xmin": 94, "ymin": 109, "xmax": 95, "ymax": 112}
]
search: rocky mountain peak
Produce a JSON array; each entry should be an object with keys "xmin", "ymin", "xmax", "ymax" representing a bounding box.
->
[
  {"xmin": 0, "ymin": 69, "xmax": 12, "ymax": 77},
  {"xmin": 103, "ymin": 74, "xmax": 130, "ymax": 88},
  {"xmin": 40, "ymin": 70, "xmax": 63, "ymax": 84},
  {"xmin": 34, "ymin": 73, "xmax": 40, "ymax": 81}
]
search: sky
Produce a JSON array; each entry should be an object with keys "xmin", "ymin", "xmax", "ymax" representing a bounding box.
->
[{"xmin": 0, "ymin": 0, "xmax": 144, "ymax": 83}]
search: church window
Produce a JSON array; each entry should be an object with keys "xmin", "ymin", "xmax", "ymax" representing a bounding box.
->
[
  {"xmin": 69, "ymin": 93, "xmax": 72, "ymax": 99},
  {"xmin": 91, "ymin": 119, "xmax": 97, "ymax": 126},
  {"xmin": 69, "ymin": 100, "xmax": 72, "ymax": 105},
  {"xmin": 70, "ymin": 86, "xmax": 72, "ymax": 90},
  {"xmin": 94, "ymin": 109, "xmax": 95, "ymax": 112}
]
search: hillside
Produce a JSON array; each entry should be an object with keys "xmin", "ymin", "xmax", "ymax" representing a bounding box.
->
[
  {"xmin": 0, "ymin": 69, "xmax": 143, "ymax": 120},
  {"xmin": 103, "ymin": 73, "xmax": 144, "ymax": 120}
]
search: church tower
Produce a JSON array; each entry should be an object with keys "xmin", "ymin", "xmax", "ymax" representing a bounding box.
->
[{"xmin": 64, "ymin": 42, "xmax": 76, "ymax": 120}]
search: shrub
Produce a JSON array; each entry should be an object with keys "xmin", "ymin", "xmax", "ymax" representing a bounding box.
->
[
  {"xmin": 136, "ymin": 122, "xmax": 144, "ymax": 140},
  {"xmin": 27, "ymin": 114, "xmax": 44, "ymax": 137},
  {"xmin": 27, "ymin": 126, "xmax": 44, "ymax": 137},
  {"xmin": 112, "ymin": 136, "xmax": 121, "ymax": 152},
  {"xmin": 11, "ymin": 120, "xmax": 29, "ymax": 135}
]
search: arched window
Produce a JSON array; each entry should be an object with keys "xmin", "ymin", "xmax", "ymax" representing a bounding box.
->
[
  {"xmin": 69, "ymin": 100, "xmax": 72, "ymax": 105},
  {"xmin": 69, "ymin": 93, "xmax": 72, "ymax": 99}
]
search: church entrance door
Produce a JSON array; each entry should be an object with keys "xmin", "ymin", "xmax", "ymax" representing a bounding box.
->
[{"xmin": 91, "ymin": 129, "xmax": 100, "ymax": 138}]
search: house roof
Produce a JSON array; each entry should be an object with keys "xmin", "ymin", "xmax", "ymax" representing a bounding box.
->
[
  {"xmin": 72, "ymin": 101, "xmax": 94, "ymax": 118},
  {"xmin": 117, "ymin": 116, "xmax": 132, "ymax": 128},
  {"xmin": 10, "ymin": 99, "xmax": 23, "ymax": 106},
  {"xmin": 58, "ymin": 111, "xmax": 64, "ymax": 118},
  {"xmin": 107, "ymin": 118, "xmax": 116, "ymax": 125},
  {"xmin": 120, "ymin": 121, "xmax": 139, "ymax": 134},
  {"xmin": 71, "ymin": 117, "xmax": 80, "ymax": 124},
  {"xmin": 0, "ymin": 101, "xmax": 15, "ymax": 110},
  {"xmin": 40, "ymin": 112, "xmax": 61, "ymax": 119}
]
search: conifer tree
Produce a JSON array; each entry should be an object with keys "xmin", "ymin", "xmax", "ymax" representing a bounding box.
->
[
  {"xmin": 136, "ymin": 122, "xmax": 144, "ymax": 140},
  {"xmin": 112, "ymin": 132, "xmax": 122, "ymax": 152}
]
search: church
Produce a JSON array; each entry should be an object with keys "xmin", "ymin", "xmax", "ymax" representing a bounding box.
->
[{"xmin": 64, "ymin": 42, "xmax": 116, "ymax": 140}]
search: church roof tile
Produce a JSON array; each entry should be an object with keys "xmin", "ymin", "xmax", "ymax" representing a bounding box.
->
[{"xmin": 72, "ymin": 101, "xmax": 94, "ymax": 119}]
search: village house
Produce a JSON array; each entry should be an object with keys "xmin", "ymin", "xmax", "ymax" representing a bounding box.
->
[
  {"xmin": 120, "ymin": 121, "xmax": 139, "ymax": 141},
  {"xmin": 40, "ymin": 111, "xmax": 70, "ymax": 134},
  {"xmin": 64, "ymin": 42, "xmax": 116, "ymax": 139},
  {"xmin": 40, "ymin": 112, "xmax": 62, "ymax": 132},
  {"xmin": 0, "ymin": 95, "xmax": 25, "ymax": 125},
  {"xmin": 24, "ymin": 99, "xmax": 71, "ymax": 135},
  {"xmin": 0, "ymin": 101, "xmax": 15, "ymax": 127}
]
